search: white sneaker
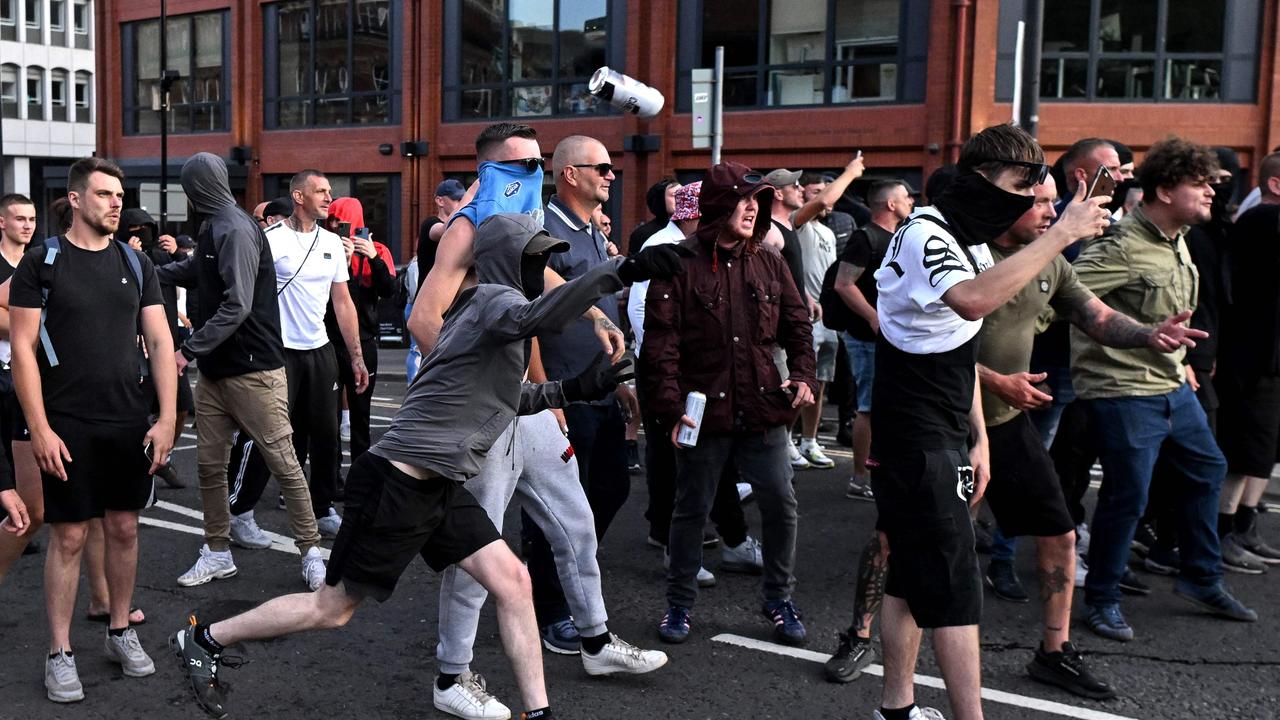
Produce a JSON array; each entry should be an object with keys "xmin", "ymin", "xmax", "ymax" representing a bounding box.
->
[
  {"xmin": 799, "ymin": 441, "xmax": 836, "ymax": 469},
  {"xmin": 737, "ymin": 482, "xmax": 754, "ymax": 502},
  {"xmin": 1075, "ymin": 553, "xmax": 1088, "ymax": 589},
  {"xmin": 45, "ymin": 648, "xmax": 84, "ymax": 703},
  {"xmin": 873, "ymin": 707, "xmax": 946, "ymax": 720},
  {"xmin": 1076, "ymin": 523, "xmax": 1091, "ymax": 555},
  {"xmin": 230, "ymin": 511, "xmax": 273, "ymax": 550},
  {"xmin": 663, "ymin": 548, "xmax": 716, "ymax": 587},
  {"xmin": 340, "ymin": 420, "xmax": 351, "ymax": 443},
  {"xmin": 317, "ymin": 507, "xmax": 343, "ymax": 538},
  {"xmin": 581, "ymin": 634, "xmax": 668, "ymax": 676},
  {"xmin": 788, "ymin": 442, "xmax": 811, "ymax": 470},
  {"xmin": 177, "ymin": 544, "xmax": 237, "ymax": 587},
  {"xmin": 722, "ymin": 536, "xmax": 764, "ymax": 574},
  {"xmin": 432, "ymin": 670, "xmax": 511, "ymax": 720},
  {"xmin": 103, "ymin": 627, "xmax": 155, "ymax": 677},
  {"xmin": 302, "ymin": 547, "xmax": 327, "ymax": 591}
]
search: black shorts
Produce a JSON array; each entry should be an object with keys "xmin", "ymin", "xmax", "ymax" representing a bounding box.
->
[
  {"xmin": 325, "ymin": 453, "xmax": 500, "ymax": 602},
  {"xmin": 984, "ymin": 413, "xmax": 1075, "ymax": 538},
  {"xmin": 1217, "ymin": 373, "xmax": 1280, "ymax": 478},
  {"xmin": 42, "ymin": 414, "xmax": 154, "ymax": 524},
  {"xmin": 871, "ymin": 447, "xmax": 981, "ymax": 628},
  {"xmin": 144, "ymin": 371, "xmax": 195, "ymax": 415}
]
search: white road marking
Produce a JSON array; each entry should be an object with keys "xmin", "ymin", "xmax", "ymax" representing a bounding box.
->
[
  {"xmin": 711, "ymin": 634, "xmax": 1138, "ymax": 720},
  {"xmin": 173, "ymin": 444, "xmax": 196, "ymax": 452},
  {"xmin": 149, "ymin": 500, "xmax": 330, "ymax": 559}
]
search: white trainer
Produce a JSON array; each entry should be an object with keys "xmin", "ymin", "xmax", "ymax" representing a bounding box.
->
[
  {"xmin": 722, "ymin": 536, "xmax": 764, "ymax": 574},
  {"xmin": 662, "ymin": 548, "xmax": 716, "ymax": 587},
  {"xmin": 230, "ymin": 511, "xmax": 273, "ymax": 550},
  {"xmin": 873, "ymin": 707, "xmax": 946, "ymax": 720},
  {"xmin": 302, "ymin": 547, "xmax": 327, "ymax": 591},
  {"xmin": 317, "ymin": 507, "xmax": 343, "ymax": 538},
  {"xmin": 177, "ymin": 544, "xmax": 237, "ymax": 587},
  {"xmin": 104, "ymin": 627, "xmax": 155, "ymax": 677},
  {"xmin": 45, "ymin": 649, "xmax": 84, "ymax": 703},
  {"xmin": 581, "ymin": 634, "xmax": 669, "ymax": 676},
  {"xmin": 788, "ymin": 442, "xmax": 811, "ymax": 470},
  {"xmin": 432, "ymin": 671, "xmax": 512, "ymax": 720},
  {"xmin": 736, "ymin": 482, "xmax": 754, "ymax": 502},
  {"xmin": 799, "ymin": 441, "xmax": 836, "ymax": 469}
]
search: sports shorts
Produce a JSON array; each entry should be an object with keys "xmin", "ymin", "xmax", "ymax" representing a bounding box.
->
[
  {"xmin": 983, "ymin": 413, "xmax": 1075, "ymax": 538},
  {"xmin": 326, "ymin": 453, "xmax": 501, "ymax": 602},
  {"xmin": 41, "ymin": 413, "xmax": 153, "ymax": 523},
  {"xmin": 1216, "ymin": 373, "xmax": 1280, "ymax": 478},
  {"xmin": 872, "ymin": 447, "xmax": 981, "ymax": 628},
  {"xmin": 812, "ymin": 320, "xmax": 838, "ymax": 383}
]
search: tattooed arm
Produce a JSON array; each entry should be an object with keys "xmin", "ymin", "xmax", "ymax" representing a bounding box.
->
[
  {"xmin": 541, "ymin": 266, "xmax": 626, "ymax": 361},
  {"xmin": 1063, "ymin": 296, "xmax": 1206, "ymax": 352}
]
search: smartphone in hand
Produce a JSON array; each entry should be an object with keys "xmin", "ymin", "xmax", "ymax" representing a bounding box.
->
[
  {"xmin": 337, "ymin": 221, "xmax": 353, "ymax": 237},
  {"xmin": 1087, "ymin": 165, "xmax": 1117, "ymax": 199}
]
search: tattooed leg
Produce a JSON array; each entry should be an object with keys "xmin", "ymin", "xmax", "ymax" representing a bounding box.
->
[
  {"xmin": 851, "ymin": 530, "xmax": 890, "ymax": 639},
  {"xmin": 1034, "ymin": 531, "xmax": 1076, "ymax": 651}
]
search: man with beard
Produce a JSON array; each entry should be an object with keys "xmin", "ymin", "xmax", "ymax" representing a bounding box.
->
[
  {"xmin": 1073, "ymin": 138, "xmax": 1257, "ymax": 643},
  {"xmin": 869, "ymin": 124, "xmax": 1109, "ymax": 720}
]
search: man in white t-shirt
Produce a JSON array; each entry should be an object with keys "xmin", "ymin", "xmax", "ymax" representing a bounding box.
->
[
  {"xmin": 868, "ymin": 124, "xmax": 1110, "ymax": 720},
  {"xmin": 226, "ymin": 170, "xmax": 369, "ymax": 542}
]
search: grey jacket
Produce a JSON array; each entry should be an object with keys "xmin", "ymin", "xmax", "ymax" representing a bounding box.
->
[
  {"xmin": 156, "ymin": 153, "xmax": 284, "ymax": 379},
  {"xmin": 371, "ymin": 213, "xmax": 624, "ymax": 481}
]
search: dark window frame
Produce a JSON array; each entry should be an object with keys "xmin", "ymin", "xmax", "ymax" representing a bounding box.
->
[
  {"xmin": 0, "ymin": 63, "xmax": 19, "ymax": 119},
  {"xmin": 999, "ymin": 0, "xmax": 1262, "ymax": 104},
  {"xmin": 441, "ymin": 0, "xmax": 627, "ymax": 122},
  {"xmin": 675, "ymin": 0, "xmax": 929, "ymax": 112},
  {"xmin": 74, "ymin": 69, "xmax": 90, "ymax": 122},
  {"xmin": 72, "ymin": 0, "xmax": 89, "ymax": 48},
  {"xmin": 262, "ymin": 0, "xmax": 402, "ymax": 129},
  {"xmin": 120, "ymin": 11, "xmax": 233, "ymax": 135},
  {"xmin": 50, "ymin": 67, "xmax": 68, "ymax": 121}
]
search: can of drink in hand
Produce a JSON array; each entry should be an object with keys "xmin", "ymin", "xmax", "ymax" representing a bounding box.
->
[{"xmin": 677, "ymin": 391, "xmax": 706, "ymax": 448}]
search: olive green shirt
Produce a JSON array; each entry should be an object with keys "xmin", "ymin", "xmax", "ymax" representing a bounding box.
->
[
  {"xmin": 979, "ymin": 244, "xmax": 1095, "ymax": 427},
  {"xmin": 1069, "ymin": 205, "xmax": 1199, "ymax": 399}
]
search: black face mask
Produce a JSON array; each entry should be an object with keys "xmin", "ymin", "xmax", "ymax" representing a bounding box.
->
[
  {"xmin": 520, "ymin": 252, "xmax": 548, "ymax": 300},
  {"xmin": 1210, "ymin": 177, "xmax": 1236, "ymax": 221},
  {"xmin": 131, "ymin": 226, "xmax": 155, "ymax": 250},
  {"xmin": 932, "ymin": 172, "xmax": 1036, "ymax": 246}
]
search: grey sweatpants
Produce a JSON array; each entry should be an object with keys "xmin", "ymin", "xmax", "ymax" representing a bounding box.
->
[{"xmin": 436, "ymin": 410, "xmax": 609, "ymax": 674}]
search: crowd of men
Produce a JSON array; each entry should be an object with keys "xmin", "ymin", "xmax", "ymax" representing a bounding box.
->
[{"xmin": 0, "ymin": 118, "xmax": 1276, "ymax": 720}]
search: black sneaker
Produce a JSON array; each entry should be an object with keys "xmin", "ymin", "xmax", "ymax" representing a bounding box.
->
[
  {"xmin": 824, "ymin": 632, "xmax": 876, "ymax": 683},
  {"xmin": 1237, "ymin": 525, "xmax": 1280, "ymax": 565},
  {"xmin": 985, "ymin": 560, "xmax": 1029, "ymax": 603},
  {"xmin": 171, "ymin": 620, "xmax": 239, "ymax": 719},
  {"xmin": 1118, "ymin": 568, "xmax": 1151, "ymax": 596},
  {"xmin": 1027, "ymin": 641, "xmax": 1116, "ymax": 700},
  {"xmin": 625, "ymin": 440, "xmax": 643, "ymax": 474}
]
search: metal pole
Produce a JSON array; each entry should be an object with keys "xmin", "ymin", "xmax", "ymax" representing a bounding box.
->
[
  {"xmin": 159, "ymin": 0, "xmax": 169, "ymax": 227},
  {"xmin": 1018, "ymin": 0, "xmax": 1044, "ymax": 137},
  {"xmin": 712, "ymin": 45, "xmax": 724, "ymax": 165},
  {"xmin": 1011, "ymin": 21, "xmax": 1024, "ymax": 125}
]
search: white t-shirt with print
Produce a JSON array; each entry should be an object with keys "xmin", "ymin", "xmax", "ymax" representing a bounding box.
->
[
  {"xmin": 265, "ymin": 221, "xmax": 350, "ymax": 350},
  {"xmin": 874, "ymin": 206, "xmax": 993, "ymax": 355}
]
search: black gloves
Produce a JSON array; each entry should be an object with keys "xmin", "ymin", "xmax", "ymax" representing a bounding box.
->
[
  {"xmin": 562, "ymin": 351, "xmax": 636, "ymax": 403},
  {"xmin": 617, "ymin": 244, "xmax": 694, "ymax": 285}
]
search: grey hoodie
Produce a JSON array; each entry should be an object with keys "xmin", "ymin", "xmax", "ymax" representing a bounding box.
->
[
  {"xmin": 370, "ymin": 213, "xmax": 624, "ymax": 481},
  {"xmin": 157, "ymin": 153, "xmax": 285, "ymax": 379}
]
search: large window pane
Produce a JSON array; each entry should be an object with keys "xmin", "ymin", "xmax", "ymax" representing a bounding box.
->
[
  {"xmin": 1098, "ymin": 0, "xmax": 1156, "ymax": 53},
  {"xmin": 278, "ymin": 1, "xmax": 311, "ymax": 98},
  {"xmin": 74, "ymin": 70, "xmax": 90, "ymax": 121},
  {"xmin": 26, "ymin": 67, "xmax": 43, "ymax": 120},
  {"xmin": 0, "ymin": 65, "xmax": 18, "ymax": 119},
  {"xmin": 1043, "ymin": 0, "xmax": 1090, "ymax": 53},
  {"xmin": 832, "ymin": 61, "xmax": 896, "ymax": 102},
  {"xmin": 558, "ymin": 0, "xmax": 606, "ymax": 78},
  {"xmin": 703, "ymin": 0, "xmax": 760, "ymax": 67},
  {"xmin": 1095, "ymin": 59, "xmax": 1155, "ymax": 98},
  {"xmin": 461, "ymin": 0, "xmax": 505, "ymax": 87},
  {"xmin": 126, "ymin": 13, "xmax": 229, "ymax": 134},
  {"xmin": 1165, "ymin": 0, "xmax": 1224, "ymax": 54},
  {"xmin": 1040, "ymin": 57, "xmax": 1088, "ymax": 98},
  {"xmin": 1, "ymin": 0, "xmax": 15, "ymax": 42},
  {"xmin": 721, "ymin": 70, "xmax": 758, "ymax": 107},
  {"xmin": 510, "ymin": 0, "xmax": 553, "ymax": 81},
  {"xmin": 51, "ymin": 69, "xmax": 67, "ymax": 121},
  {"xmin": 351, "ymin": 0, "xmax": 391, "ymax": 123},
  {"xmin": 1162, "ymin": 58, "xmax": 1221, "ymax": 100},
  {"xmin": 768, "ymin": 68, "xmax": 822, "ymax": 105},
  {"xmin": 770, "ymin": 0, "xmax": 826, "ymax": 65}
]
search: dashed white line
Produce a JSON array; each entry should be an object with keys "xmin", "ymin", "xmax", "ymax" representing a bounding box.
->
[{"xmin": 711, "ymin": 634, "xmax": 1138, "ymax": 720}]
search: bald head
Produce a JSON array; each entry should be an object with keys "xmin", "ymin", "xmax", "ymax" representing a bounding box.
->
[
  {"xmin": 552, "ymin": 136, "xmax": 607, "ymax": 176},
  {"xmin": 1260, "ymin": 152, "xmax": 1280, "ymax": 198},
  {"xmin": 552, "ymin": 135, "xmax": 614, "ymax": 211}
]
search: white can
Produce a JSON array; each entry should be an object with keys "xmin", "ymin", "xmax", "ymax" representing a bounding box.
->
[
  {"xmin": 588, "ymin": 67, "xmax": 666, "ymax": 119},
  {"xmin": 676, "ymin": 391, "xmax": 706, "ymax": 448}
]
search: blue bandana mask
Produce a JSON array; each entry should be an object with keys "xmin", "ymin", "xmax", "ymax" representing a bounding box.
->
[{"xmin": 453, "ymin": 161, "xmax": 546, "ymax": 230}]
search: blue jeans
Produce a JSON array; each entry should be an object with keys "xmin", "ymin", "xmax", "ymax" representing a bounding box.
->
[
  {"xmin": 1083, "ymin": 384, "xmax": 1226, "ymax": 607},
  {"xmin": 841, "ymin": 334, "xmax": 876, "ymax": 413},
  {"xmin": 404, "ymin": 304, "xmax": 421, "ymax": 384}
]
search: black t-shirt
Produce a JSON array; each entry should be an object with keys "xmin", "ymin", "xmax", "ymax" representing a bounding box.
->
[
  {"xmin": 1221, "ymin": 204, "xmax": 1280, "ymax": 376},
  {"xmin": 415, "ymin": 217, "xmax": 445, "ymax": 292},
  {"xmin": 10, "ymin": 238, "xmax": 164, "ymax": 423},
  {"xmin": 772, "ymin": 219, "xmax": 806, "ymax": 298},
  {"xmin": 839, "ymin": 223, "xmax": 893, "ymax": 341},
  {"xmin": 872, "ymin": 334, "xmax": 978, "ymax": 458}
]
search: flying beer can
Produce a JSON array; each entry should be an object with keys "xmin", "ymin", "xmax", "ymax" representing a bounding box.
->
[
  {"xmin": 676, "ymin": 391, "xmax": 706, "ymax": 448},
  {"xmin": 588, "ymin": 67, "xmax": 665, "ymax": 118}
]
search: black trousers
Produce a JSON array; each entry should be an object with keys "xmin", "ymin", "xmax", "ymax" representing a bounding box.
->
[
  {"xmin": 523, "ymin": 401, "xmax": 631, "ymax": 627},
  {"xmin": 337, "ymin": 337, "xmax": 379, "ymax": 464},
  {"xmin": 226, "ymin": 345, "xmax": 341, "ymax": 518},
  {"xmin": 1050, "ymin": 399, "xmax": 1097, "ymax": 528},
  {"xmin": 830, "ymin": 339, "xmax": 856, "ymax": 426}
]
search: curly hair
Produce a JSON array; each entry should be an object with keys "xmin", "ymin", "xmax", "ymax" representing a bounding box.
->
[{"xmin": 1138, "ymin": 137, "xmax": 1218, "ymax": 202}]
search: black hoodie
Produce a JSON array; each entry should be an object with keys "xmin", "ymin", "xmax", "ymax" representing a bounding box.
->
[
  {"xmin": 120, "ymin": 207, "xmax": 183, "ymax": 342},
  {"xmin": 628, "ymin": 179, "xmax": 678, "ymax": 254},
  {"xmin": 156, "ymin": 153, "xmax": 285, "ymax": 379}
]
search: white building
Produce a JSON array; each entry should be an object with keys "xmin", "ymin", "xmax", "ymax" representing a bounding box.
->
[{"xmin": 1, "ymin": 0, "xmax": 95, "ymax": 197}]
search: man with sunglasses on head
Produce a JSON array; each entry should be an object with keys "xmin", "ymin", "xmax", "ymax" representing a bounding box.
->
[{"xmin": 868, "ymin": 123, "xmax": 1110, "ymax": 720}]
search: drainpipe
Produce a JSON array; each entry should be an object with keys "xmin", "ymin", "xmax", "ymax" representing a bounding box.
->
[{"xmin": 948, "ymin": 0, "xmax": 972, "ymax": 163}]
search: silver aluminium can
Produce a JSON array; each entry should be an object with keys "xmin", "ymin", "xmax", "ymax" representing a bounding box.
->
[{"xmin": 677, "ymin": 391, "xmax": 706, "ymax": 448}]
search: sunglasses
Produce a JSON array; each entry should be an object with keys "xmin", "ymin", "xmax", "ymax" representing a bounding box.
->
[
  {"xmin": 994, "ymin": 159, "xmax": 1051, "ymax": 187},
  {"xmin": 570, "ymin": 163, "xmax": 614, "ymax": 176},
  {"xmin": 496, "ymin": 157, "xmax": 546, "ymax": 172}
]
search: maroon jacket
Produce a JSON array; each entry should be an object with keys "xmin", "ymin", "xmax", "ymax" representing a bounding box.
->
[{"xmin": 641, "ymin": 162, "xmax": 816, "ymax": 434}]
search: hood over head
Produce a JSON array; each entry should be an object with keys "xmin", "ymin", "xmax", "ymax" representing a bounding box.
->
[
  {"xmin": 328, "ymin": 197, "xmax": 366, "ymax": 230},
  {"xmin": 120, "ymin": 207, "xmax": 156, "ymax": 231},
  {"xmin": 694, "ymin": 162, "xmax": 773, "ymax": 250},
  {"xmin": 474, "ymin": 213, "xmax": 569, "ymax": 299},
  {"xmin": 646, "ymin": 179, "xmax": 678, "ymax": 222},
  {"xmin": 181, "ymin": 152, "xmax": 238, "ymax": 216},
  {"xmin": 119, "ymin": 207, "xmax": 159, "ymax": 251},
  {"xmin": 1211, "ymin": 146, "xmax": 1240, "ymax": 220}
]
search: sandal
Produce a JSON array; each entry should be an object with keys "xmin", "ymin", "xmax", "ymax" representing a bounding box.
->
[{"xmin": 86, "ymin": 606, "xmax": 146, "ymax": 625}]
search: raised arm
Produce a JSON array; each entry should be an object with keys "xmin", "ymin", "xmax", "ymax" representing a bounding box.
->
[{"xmin": 793, "ymin": 153, "xmax": 865, "ymax": 229}]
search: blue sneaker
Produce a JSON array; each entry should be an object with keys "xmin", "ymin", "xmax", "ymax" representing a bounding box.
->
[
  {"xmin": 540, "ymin": 619, "xmax": 581, "ymax": 655},
  {"xmin": 1173, "ymin": 581, "xmax": 1258, "ymax": 622},
  {"xmin": 658, "ymin": 605, "xmax": 691, "ymax": 644},
  {"xmin": 1086, "ymin": 603, "xmax": 1134, "ymax": 642},
  {"xmin": 762, "ymin": 599, "xmax": 807, "ymax": 646}
]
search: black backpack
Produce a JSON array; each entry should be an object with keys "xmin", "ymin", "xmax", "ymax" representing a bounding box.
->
[{"xmin": 818, "ymin": 258, "xmax": 855, "ymax": 333}]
